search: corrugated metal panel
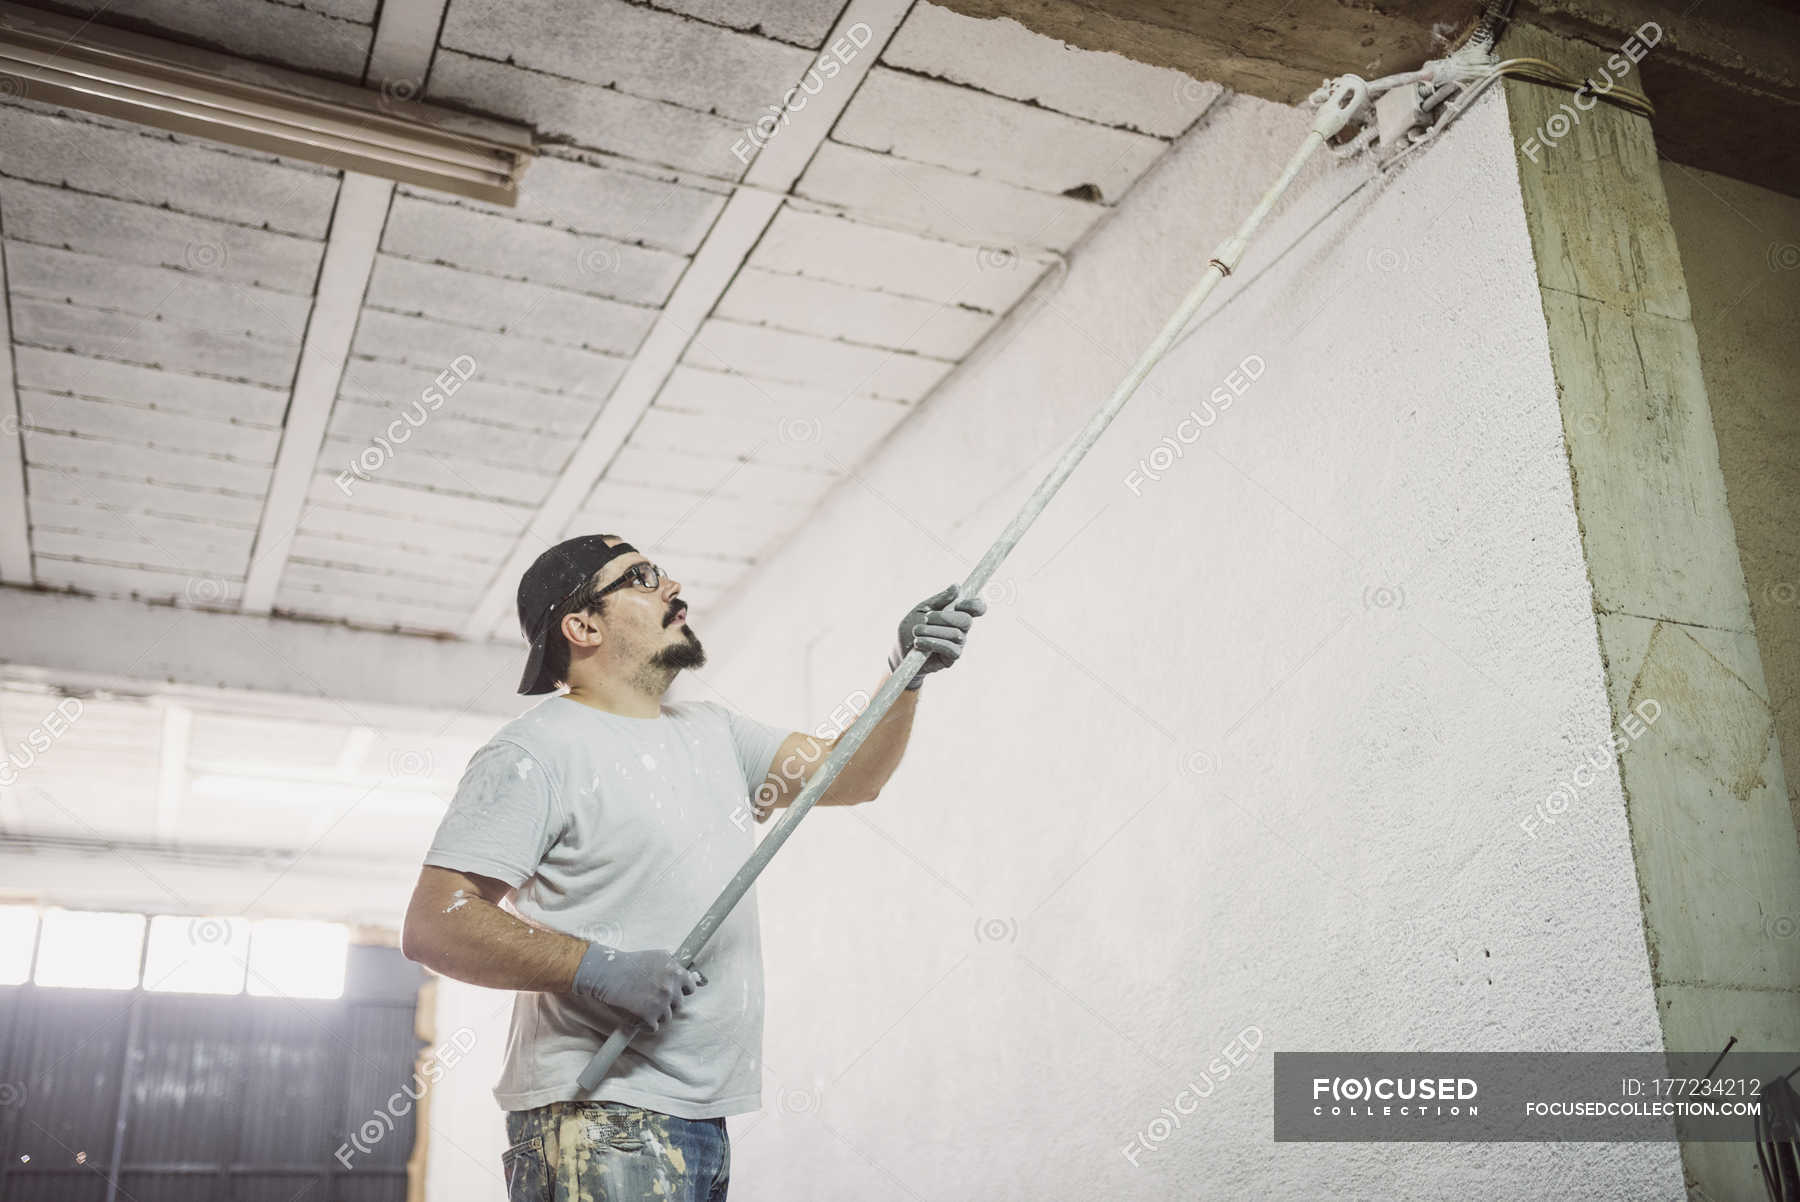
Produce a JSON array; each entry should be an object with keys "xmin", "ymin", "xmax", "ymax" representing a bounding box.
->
[
  {"xmin": 0, "ymin": 986, "xmax": 127, "ymax": 1202},
  {"xmin": 122, "ymin": 995, "xmax": 244, "ymax": 1195},
  {"xmin": 0, "ymin": 946, "xmax": 423, "ymax": 1202}
]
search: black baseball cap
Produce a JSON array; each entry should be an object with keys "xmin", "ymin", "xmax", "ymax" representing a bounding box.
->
[{"xmin": 515, "ymin": 535, "xmax": 638, "ymax": 695}]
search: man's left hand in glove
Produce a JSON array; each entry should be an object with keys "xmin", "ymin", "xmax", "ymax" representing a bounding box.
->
[{"xmin": 886, "ymin": 585, "xmax": 988, "ymax": 691}]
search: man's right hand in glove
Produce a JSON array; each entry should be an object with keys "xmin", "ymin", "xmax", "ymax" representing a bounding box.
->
[{"xmin": 570, "ymin": 943, "xmax": 705, "ymax": 1032}]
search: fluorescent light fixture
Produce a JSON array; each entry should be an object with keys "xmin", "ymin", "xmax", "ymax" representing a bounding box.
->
[
  {"xmin": 0, "ymin": 3, "xmax": 532, "ymax": 204},
  {"xmin": 144, "ymin": 914, "xmax": 250, "ymax": 994},
  {"xmin": 247, "ymin": 919, "xmax": 348, "ymax": 999},
  {"xmin": 35, "ymin": 907, "xmax": 144, "ymax": 990}
]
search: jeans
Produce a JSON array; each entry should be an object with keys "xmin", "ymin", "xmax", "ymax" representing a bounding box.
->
[{"xmin": 502, "ymin": 1100, "xmax": 730, "ymax": 1202}]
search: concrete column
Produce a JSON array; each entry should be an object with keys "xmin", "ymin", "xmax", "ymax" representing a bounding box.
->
[{"xmin": 1503, "ymin": 22, "xmax": 1800, "ymax": 1200}]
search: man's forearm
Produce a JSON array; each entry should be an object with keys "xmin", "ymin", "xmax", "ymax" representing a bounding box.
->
[
  {"xmin": 828, "ymin": 671, "xmax": 919, "ymax": 800},
  {"xmin": 406, "ymin": 892, "xmax": 587, "ymax": 993}
]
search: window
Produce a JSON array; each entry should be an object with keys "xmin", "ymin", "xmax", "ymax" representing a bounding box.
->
[
  {"xmin": 0, "ymin": 904, "xmax": 37, "ymax": 984},
  {"xmin": 34, "ymin": 908, "xmax": 144, "ymax": 989},
  {"xmin": 0, "ymin": 906, "xmax": 350, "ymax": 996},
  {"xmin": 247, "ymin": 919, "xmax": 349, "ymax": 999},
  {"xmin": 143, "ymin": 914, "xmax": 251, "ymax": 994}
]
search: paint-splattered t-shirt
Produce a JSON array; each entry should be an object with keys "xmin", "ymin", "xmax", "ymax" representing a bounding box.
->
[{"xmin": 422, "ymin": 694, "xmax": 789, "ymax": 1118}]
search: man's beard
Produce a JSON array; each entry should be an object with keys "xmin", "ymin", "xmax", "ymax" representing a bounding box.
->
[{"xmin": 649, "ymin": 624, "xmax": 706, "ymax": 672}]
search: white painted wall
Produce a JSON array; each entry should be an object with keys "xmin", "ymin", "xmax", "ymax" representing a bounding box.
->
[
  {"xmin": 415, "ymin": 87, "xmax": 1693, "ymax": 1202},
  {"xmin": 422, "ymin": 976, "xmax": 516, "ymax": 1200},
  {"xmin": 674, "ymin": 90, "xmax": 1685, "ymax": 1199}
]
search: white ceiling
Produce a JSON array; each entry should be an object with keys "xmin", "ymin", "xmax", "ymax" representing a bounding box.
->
[{"xmin": 1, "ymin": 0, "xmax": 1217, "ymax": 639}]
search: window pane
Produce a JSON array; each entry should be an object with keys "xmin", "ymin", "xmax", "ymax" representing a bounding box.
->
[
  {"xmin": 144, "ymin": 915, "xmax": 250, "ymax": 994},
  {"xmin": 246, "ymin": 920, "xmax": 347, "ymax": 999},
  {"xmin": 35, "ymin": 909, "xmax": 144, "ymax": 990},
  {"xmin": 0, "ymin": 906, "xmax": 38, "ymax": 985}
]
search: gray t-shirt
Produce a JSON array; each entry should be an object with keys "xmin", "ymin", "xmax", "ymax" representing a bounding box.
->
[{"xmin": 422, "ymin": 694, "xmax": 789, "ymax": 1118}]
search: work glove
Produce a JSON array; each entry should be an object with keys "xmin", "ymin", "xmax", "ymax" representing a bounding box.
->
[
  {"xmin": 887, "ymin": 584, "xmax": 987, "ymax": 691},
  {"xmin": 570, "ymin": 943, "xmax": 705, "ymax": 1032}
]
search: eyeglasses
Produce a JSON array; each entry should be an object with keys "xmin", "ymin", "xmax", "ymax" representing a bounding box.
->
[{"xmin": 588, "ymin": 561, "xmax": 664, "ymax": 604}]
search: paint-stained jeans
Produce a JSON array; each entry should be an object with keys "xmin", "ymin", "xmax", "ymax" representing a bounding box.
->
[{"xmin": 502, "ymin": 1100, "xmax": 729, "ymax": 1202}]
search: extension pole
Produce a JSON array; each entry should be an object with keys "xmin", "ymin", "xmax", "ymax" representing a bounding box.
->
[{"xmin": 577, "ymin": 76, "xmax": 1371, "ymax": 1094}]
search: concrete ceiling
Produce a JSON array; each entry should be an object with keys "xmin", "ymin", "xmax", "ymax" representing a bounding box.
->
[
  {"xmin": 0, "ymin": 0, "xmax": 1220, "ymax": 644},
  {"xmin": 935, "ymin": 0, "xmax": 1800, "ymax": 198}
]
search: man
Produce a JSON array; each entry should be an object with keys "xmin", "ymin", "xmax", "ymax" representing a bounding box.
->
[{"xmin": 401, "ymin": 534, "xmax": 985, "ymax": 1201}]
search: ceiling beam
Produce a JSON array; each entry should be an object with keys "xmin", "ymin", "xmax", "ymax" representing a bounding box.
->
[
  {"xmin": 931, "ymin": 0, "xmax": 1470, "ymax": 102},
  {"xmin": 239, "ymin": 0, "xmax": 455, "ymax": 615},
  {"xmin": 0, "ymin": 587, "xmax": 526, "ymax": 718},
  {"xmin": 941, "ymin": 0, "xmax": 1800, "ymax": 197},
  {"xmin": 152, "ymin": 703, "xmax": 191, "ymax": 843},
  {"xmin": 743, "ymin": 0, "xmax": 913, "ymax": 193},
  {"xmin": 239, "ymin": 171, "xmax": 392, "ymax": 613},
  {"xmin": 364, "ymin": 0, "xmax": 454, "ymax": 87},
  {"xmin": 0, "ymin": 239, "xmax": 29, "ymax": 585},
  {"xmin": 1521, "ymin": 0, "xmax": 1800, "ymax": 197},
  {"xmin": 0, "ymin": 836, "xmax": 417, "ymax": 927},
  {"xmin": 463, "ymin": 0, "xmax": 917, "ymax": 640}
]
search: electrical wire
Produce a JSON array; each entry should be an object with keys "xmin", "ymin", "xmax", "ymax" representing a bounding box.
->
[
  {"xmin": 1469, "ymin": 0, "xmax": 1517, "ymax": 54},
  {"xmin": 1488, "ymin": 55, "xmax": 1654, "ymax": 117},
  {"xmin": 1375, "ymin": 55, "xmax": 1653, "ymax": 177}
]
